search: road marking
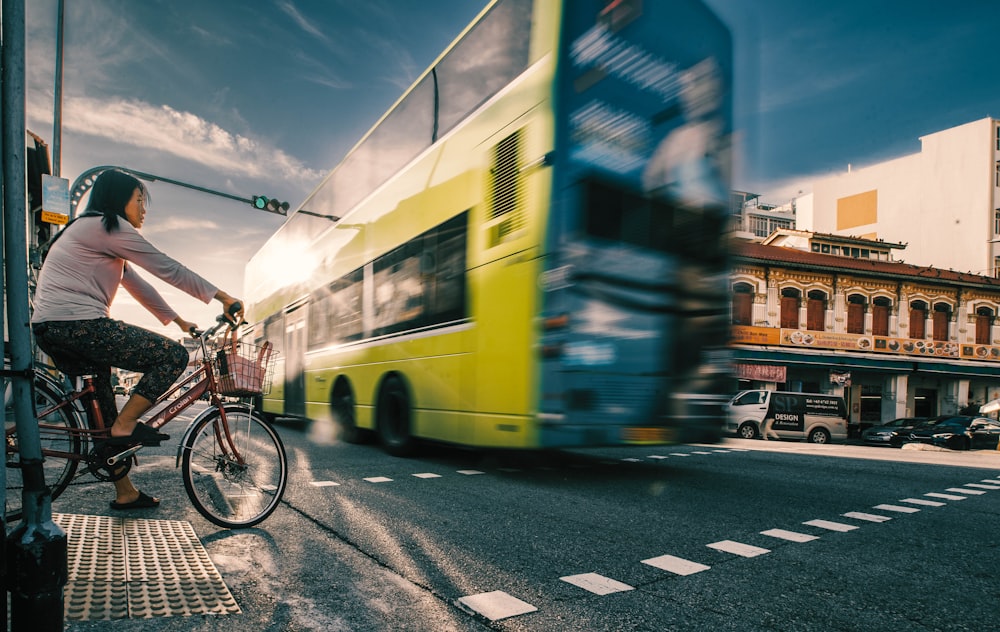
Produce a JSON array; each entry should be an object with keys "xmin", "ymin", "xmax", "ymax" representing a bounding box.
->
[
  {"xmin": 560, "ymin": 573, "xmax": 634, "ymax": 595},
  {"xmin": 642, "ymin": 554, "xmax": 711, "ymax": 576},
  {"xmin": 970, "ymin": 482, "xmax": 1000, "ymax": 489},
  {"xmin": 980, "ymin": 479, "xmax": 1000, "ymax": 486},
  {"xmin": 363, "ymin": 476, "xmax": 393, "ymax": 483},
  {"xmin": 899, "ymin": 498, "xmax": 945, "ymax": 507},
  {"xmin": 308, "ymin": 481, "xmax": 340, "ymax": 487},
  {"xmin": 803, "ymin": 519, "xmax": 858, "ymax": 532},
  {"xmin": 707, "ymin": 540, "xmax": 770, "ymax": 557},
  {"xmin": 946, "ymin": 487, "xmax": 985, "ymax": 495},
  {"xmin": 669, "ymin": 453, "xmax": 691, "ymax": 457},
  {"xmin": 647, "ymin": 455, "xmax": 669, "ymax": 460},
  {"xmin": 711, "ymin": 450, "xmax": 731, "ymax": 453},
  {"xmin": 691, "ymin": 451, "xmax": 713, "ymax": 455},
  {"xmin": 843, "ymin": 512, "xmax": 891, "ymax": 523},
  {"xmin": 925, "ymin": 492, "xmax": 966, "ymax": 501},
  {"xmin": 457, "ymin": 470, "xmax": 484, "ymax": 475},
  {"xmin": 412, "ymin": 473, "xmax": 441, "ymax": 479},
  {"xmin": 456, "ymin": 591, "xmax": 537, "ymax": 621},
  {"xmin": 622, "ymin": 458, "xmax": 642, "ymax": 463},
  {"xmin": 760, "ymin": 529, "xmax": 819, "ymax": 543},
  {"xmin": 873, "ymin": 504, "xmax": 919, "ymax": 514}
]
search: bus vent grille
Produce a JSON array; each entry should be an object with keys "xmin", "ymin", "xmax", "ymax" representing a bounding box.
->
[{"xmin": 488, "ymin": 129, "xmax": 526, "ymax": 246}]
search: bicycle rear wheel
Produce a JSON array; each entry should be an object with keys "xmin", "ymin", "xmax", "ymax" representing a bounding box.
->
[
  {"xmin": 181, "ymin": 404, "xmax": 287, "ymax": 528},
  {"xmin": 5, "ymin": 368, "xmax": 82, "ymax": 523}
]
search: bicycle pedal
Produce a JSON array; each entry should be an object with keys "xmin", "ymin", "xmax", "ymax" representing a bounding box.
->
[{"xmin": 103, "ymin": 444, "xmax": 143, "ymax": 467}]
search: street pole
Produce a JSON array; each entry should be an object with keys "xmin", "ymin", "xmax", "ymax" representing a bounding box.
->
[
  {"xmin": 2, "ymin": 0, "xmax": 69, "ymax": 629},
  {"xmin": 51, "ymin": 0, "xmax": 65, "ymax": 177}
]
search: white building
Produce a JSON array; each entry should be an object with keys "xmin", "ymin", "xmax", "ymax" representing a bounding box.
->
[{"xmin": 810, "ymin": 117, "xmax": 1000, "ymax": 277}]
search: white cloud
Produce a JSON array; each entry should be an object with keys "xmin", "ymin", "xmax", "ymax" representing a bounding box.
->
[{"xmin": 63, "ymin": 96, "xmax": 324, "ymax": 185}]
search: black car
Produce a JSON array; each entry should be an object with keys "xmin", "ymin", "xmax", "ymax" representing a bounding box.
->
[
  {"xmin": 861, "ymin": 417, "xmax": 928, "ymax": 447},
  {"xmin": 904, "ymin": 415, "xmax": 1000, "ymax": 450}
]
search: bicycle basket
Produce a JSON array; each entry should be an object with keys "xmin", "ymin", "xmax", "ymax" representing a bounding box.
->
[{"xmin": 213, "ymin": 334, "xmax": 276, "ymax": 397}]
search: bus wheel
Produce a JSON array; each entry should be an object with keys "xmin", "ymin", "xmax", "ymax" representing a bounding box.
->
[
  {"xmin": 377, "ymin": 375, "xmax": 416, "ymax": 457},
  {"xmin": 331, "ymin": 381, "xmax": 373, "ymax": 444},
  {"xmin": 738, "ymin": 423, "xmax": 758, "ymax": 440}
]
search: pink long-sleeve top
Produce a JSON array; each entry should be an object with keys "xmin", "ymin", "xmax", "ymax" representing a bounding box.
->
[{"xmin": 31, "ymin": 216, "xmax": 217, "ymax": 325}]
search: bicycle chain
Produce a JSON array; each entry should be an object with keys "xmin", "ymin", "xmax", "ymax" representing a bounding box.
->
[{"xmin": 86, "ymin": 444, "xmax": 134, "ymax": 482}]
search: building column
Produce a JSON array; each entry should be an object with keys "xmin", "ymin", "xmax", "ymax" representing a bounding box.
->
[
  {"xmin": 941, "ymin": 378, "xmax": 969, "ymax": 415},
  {"xmin": 884, "ymin": 374, "xmax": 909, "ymax": 420}
]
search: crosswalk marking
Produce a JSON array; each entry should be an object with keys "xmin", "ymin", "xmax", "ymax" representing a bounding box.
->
[
  {"xmin": 457, "ymin": 470, "xmax": 485, "ymax": 475},
  {"xmin": 412, "ymin": 473, "xmax": 441, "ymax": 479},
  {"xmin": 560, "ymin": 573, "xmax": 634, "ymax": 595},
  {"xmin": 642, "ymin": 554, "xmax": 710, "ymax": 576},
  {"xmin": 308, "ymin": 481, "xmax": 340, "ymax": 487},
  {"xmin": 946, "ymin": 487, "xmax": 985, "ymax": 495},
  {"xmin": 803, "ymin": 519, "xmax": 858, "ymax": 532},
  {"xmin": 969, "ymin": 482, "xmax": 1000, "ymax": 489},
  {"xmin": 925, "ymin": 492, "xmax": 966, "ymax": 501},
  {"xmin": 363, "ymin": 476, "xmax": 393, "ymax": 483},
  {"xmin": 707, "ymin": 540, "xmax": 770, "ymax": 557}
]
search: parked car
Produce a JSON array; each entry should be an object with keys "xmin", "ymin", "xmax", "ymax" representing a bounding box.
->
[
  {"xmin": 861, "ymin": 417, "xmax": 928, "ymax": 447},
  {"xmin": 113, "ymin": 385, "xmax": 127, "ymax": 395},
  {"xmin": 904, "ymin": 415, "xmax": 1000, "ymax": 450}
]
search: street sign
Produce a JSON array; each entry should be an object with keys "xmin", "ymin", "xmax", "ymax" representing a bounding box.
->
[{"xmin": 41, "ymin": 174, "xmax": 70, "ymax": 224}]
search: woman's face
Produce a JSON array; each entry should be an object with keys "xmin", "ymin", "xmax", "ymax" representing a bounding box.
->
[{"xmin": 124, "ymin": 187, "xmax": 146, "ymax": 229}]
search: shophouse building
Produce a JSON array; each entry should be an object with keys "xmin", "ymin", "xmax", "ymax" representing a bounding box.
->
[{"xmin": 730, "ymin": 232, "xmax": 1000, "ymax": 432}]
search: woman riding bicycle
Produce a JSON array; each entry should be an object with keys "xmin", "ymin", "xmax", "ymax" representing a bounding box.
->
[{"xmin": 30, "ymin": 169, "xmax": 243, "ymax": 510}]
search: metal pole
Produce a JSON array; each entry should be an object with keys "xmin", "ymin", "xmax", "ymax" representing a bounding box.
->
[
  {"xmin": 51, "ymin": 0, "xmax": 65, "ymax": 177},
  {"xmin": 2, "ymin": 0, "xmax": 68, "ymax": 629}
]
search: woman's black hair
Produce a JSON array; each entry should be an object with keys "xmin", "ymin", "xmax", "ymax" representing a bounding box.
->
[{"xmin": 84, "ymin": 169, "xmax": 149, "ymax": 232}]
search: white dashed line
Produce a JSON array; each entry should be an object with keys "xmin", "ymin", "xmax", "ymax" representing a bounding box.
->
[
  {"xmin": 842, "ymin": 512, "xmax": 891, "ymax": 523},
  {"xmin": 309, "ymin": 481, "xmax": 340, "ymax": 487},
  {"xmin": 412, "ymin": 473, "xmax": 441, "ymax": 479},
  {"xmin": 900, "ymin": 497, "xmax": 946, "ymax": 507},
  {"xmin": 669, "ymin": 453, "xmax": 691, "ymax": 457},
  {"xmin": 647, "ymin": 455, "xmax": 669, "ymax": 460},
  {"xmin": 803, "ymin": 519, "xmax": 858, "ymax": 532},
  {"xmin": 691, "ymin": 451, "xmax": 713, "ymax": 455},
  {"xmin": 456, "ymin": 591, "xmax": 537, "ymax": 621},
  {"xmin": 363, "ymin": 476, "xmax": 393, "ymax": 483},
  {"xmin": 457, "ymin": 470, "xmax": 485, "ymax": 475},
  {"xmin": 873, "ymin": 504, "xmax": 919, "ymax": 514},
  {"xmin": 760, "ymin": 529, "xmax": 819, "ymax": 543},
  {"xmin": 925, "ymin": 492, "xmax": 966, "ymax": 501},
  {"xmin": 979, "ymin": 480, "xmax": 1000, "ymax": 486},
  {"xmin": 969, "ymin": 482, "xmax": 1000, "ymax": 489},
  {"xmin": 560, "ymin": 573, "xmax": 634, "ymax": 595},
  {"xmin": 946, "ymin": 487, "xmax": 985, "ymax": 495},
  {"xmin": 642, "ymin": 554, "xmax": 711, "ymax": 576},
  {"xmin": 622, "ymin": 458, "xmax": 642, "ymax": 463},
  {"xmin": 707, "ymin": 540, "xmax": 770, "ymax": 557}
]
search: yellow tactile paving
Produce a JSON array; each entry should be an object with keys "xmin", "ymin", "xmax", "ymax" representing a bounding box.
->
[{"xmin": 54, "ymin": 513, "xmax": 240, "ymax": 621}]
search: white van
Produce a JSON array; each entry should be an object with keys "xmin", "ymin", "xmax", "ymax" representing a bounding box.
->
[{"xmin": 726, "ymin": 390, "xmax": 848, "ymax": 444}]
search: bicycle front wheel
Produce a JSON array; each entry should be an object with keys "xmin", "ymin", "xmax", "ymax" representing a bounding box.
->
[
  {"xmin": 181, "ymin": 404, "xmax": 287, "ymax": 528},
  {"xmin": 5, "ymin": 368, "xmax": 82, "ymax": 523}
]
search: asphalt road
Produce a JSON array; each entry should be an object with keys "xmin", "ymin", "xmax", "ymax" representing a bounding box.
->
[{"xmin": 52, "ymin": 405, "xmax": 1000, "ymax": 631}]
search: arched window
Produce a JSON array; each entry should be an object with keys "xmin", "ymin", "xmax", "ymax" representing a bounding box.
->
[
  {"xmin": 932, "ymin": 303, "xmax": 951, "ymax": 342},
  {"xmin": 872, "ymin": 297, "xmax": 891, "ymax": 337},
  {"xmin": 732, "ymin": 283, "xmax": 754, "ymax": 326},
  {"xmin": 909, "ymin": 300, "xmax": 927, "ymax": 339},
  {"xmin": 976, "ymin": 306, "xmax": 995, "ymax": 345},
  {"xmin": 806, "ymin": 290, "xmax": 827, "ymax": 332},
  {"xmin": 847, "ymin": 294, "xmax": 867, "ymax": 334},
  {"xmin": 780, "ymin": 288, "xmax": 800, "ymax": 329}
]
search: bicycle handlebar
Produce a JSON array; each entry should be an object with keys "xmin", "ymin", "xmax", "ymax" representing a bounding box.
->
[{"xmin": 189, "ymin": 301, "xmax": 244, "ymax": 339}]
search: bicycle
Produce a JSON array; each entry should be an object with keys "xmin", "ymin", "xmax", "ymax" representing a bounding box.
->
[{"xmin": 4, "ymin": 310, "xmax": 288, "ymax": 529}]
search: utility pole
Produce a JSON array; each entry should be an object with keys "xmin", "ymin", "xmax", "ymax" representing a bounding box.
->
[{"xmin": 2, "ymin": 0, "xmax": 69, "ymax": 629}]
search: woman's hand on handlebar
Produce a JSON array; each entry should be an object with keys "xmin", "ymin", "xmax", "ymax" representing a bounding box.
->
[
  {"xmin": 174, "ymin": 316, "xmax": 200, "ymax": 336},
  {"xmin": 214, "ymin": 290, "xmax": 244, "ymax": 325}
]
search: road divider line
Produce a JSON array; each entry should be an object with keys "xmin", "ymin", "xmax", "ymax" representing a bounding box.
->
[
  {"xmin": 760, "ymin": 529, "xmax": 819, "ymax": 542},
  {"xmin": 842, "ymin": 512, "xmax": 891, "ymax": 523},
  {"xmin": 707, "ymin": 540, "xmax": 770, "ymax": 557},
  {"xmin": 872, "ymin": 504, "xmax": 919, "ymax": 514},
  {"xmin": 642, "ymin": 554, "xmax": 710, "ymax": 576},
  {"xmin": 803, "ymin": 519, "xmax": 858, "ymax": 532},
  {"xmin": 560, "ymin": 573, "xmax": 634, "ymax": 595}
]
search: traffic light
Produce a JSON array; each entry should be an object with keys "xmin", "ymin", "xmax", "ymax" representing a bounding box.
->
[{"xmin": 250, "ymin": 195, "xmax": 290, "ymax": 215}]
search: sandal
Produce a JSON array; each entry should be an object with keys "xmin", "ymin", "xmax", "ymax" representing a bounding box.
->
[
  {"xmin": 107, "ymin": 422, "xmax": 169, "ymax": 446},
  {"xmin": 109, "ymin": 491, "xmax": 160, "ymax": 510}
]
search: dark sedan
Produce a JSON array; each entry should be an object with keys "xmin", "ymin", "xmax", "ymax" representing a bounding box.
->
[
  {"xmin": 904, "ymin": 415, "xmax": 1000, "ymax": 450},
  {"xmin": 861, "ymin": 417, "xmax": 928, "ymax": 447}
]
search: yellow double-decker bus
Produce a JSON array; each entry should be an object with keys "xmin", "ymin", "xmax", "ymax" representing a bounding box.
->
[{"xmin": 245, "ymin": 0, "xmax": 734, "ymax": 455}]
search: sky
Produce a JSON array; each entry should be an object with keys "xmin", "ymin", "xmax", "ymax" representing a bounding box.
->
[{"xmin": 21, "ymin": 0, "xmax": 999, "ymax": 337}]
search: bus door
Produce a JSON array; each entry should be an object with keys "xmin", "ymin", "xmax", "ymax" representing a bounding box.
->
[{"xmin": 284, "ymin": 304, "xmax": 308, "ymax": 417}]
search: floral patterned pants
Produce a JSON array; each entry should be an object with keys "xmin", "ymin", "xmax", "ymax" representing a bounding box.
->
[{"xmin": 33, "ymin": 318, "xmax": 188, "ymax": 426}]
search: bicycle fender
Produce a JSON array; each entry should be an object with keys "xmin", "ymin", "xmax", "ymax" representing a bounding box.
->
[{"xmin": 175, "ymin": 403, "xmax": 253, "ymax": 467}]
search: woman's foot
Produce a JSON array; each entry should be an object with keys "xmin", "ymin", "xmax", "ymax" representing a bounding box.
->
[
  {"xmin": 108, "ymin": 421, "xmax": 169, "ymax": 446},
  {"xmin": 109, "ymin": 490, "xmax": 160, "ymax": 510}
]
